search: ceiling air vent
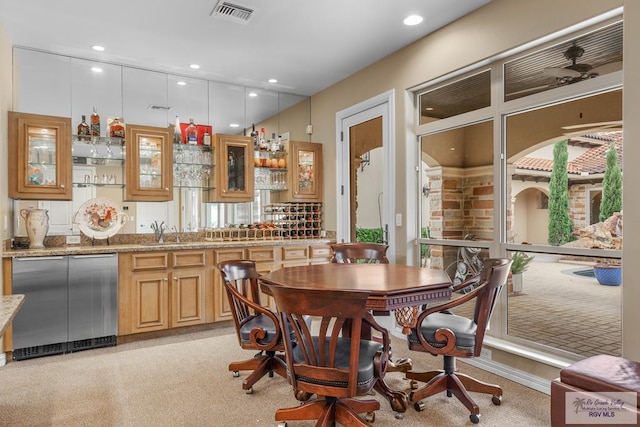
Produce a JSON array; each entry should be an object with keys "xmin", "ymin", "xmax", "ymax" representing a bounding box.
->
[{"xmin": 210, "ymin": 1, "xmax": 254, "ymax": 23}]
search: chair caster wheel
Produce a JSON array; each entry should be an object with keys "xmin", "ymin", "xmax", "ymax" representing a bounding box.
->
[
  {"xmin": 446, "ymin": 390, "xmax": 452, "ymax": 397},
  {"xmin": 269, "ymin": 371, "xmax": 274, "ymax": 378},
  {"xmin": 277, "ymin": 422, "xmax": 287, "ymax": 427},
  {"xmin": 492, "ymin": 395, "xmax": 502, "ymax": 405},
  {"xmin": 365, "ymin": 412, "xmax": 375, "ymax": 422},
  {"xmin": 394, "ymin": 412, "xmax": 404, "ymax": 419},
  {"xmin": 470, "ymin": 414, "xmax": 480, "ymax": 424},
  {"xmin": 232, "ymin": 371, "xmax": 240, "ymax": 378},
  {"xmin": 414, "ymin": 401, "xmax": 426, "ymax": 412},
  {"xmin": 245, "ymin": 387, "xmax": 253, "ymax": 394},
  {"xmin": 410, "ymin": 380, "xmax": 419, "ymax": 390}
]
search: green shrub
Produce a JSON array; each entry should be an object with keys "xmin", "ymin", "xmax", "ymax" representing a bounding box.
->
[{"xmin": 356, "ymin": 228, "xmax": 383, "ymax": 243}]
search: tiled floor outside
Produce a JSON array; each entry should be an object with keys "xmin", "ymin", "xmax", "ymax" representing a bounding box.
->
[{"xmin": 506, "ymin": 255, "xmax": 621, "ymax": 358}]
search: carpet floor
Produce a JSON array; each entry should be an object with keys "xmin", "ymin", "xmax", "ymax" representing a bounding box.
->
[{"xmin": 0, "ymin": 326, "xmax": 550, "ymax": 426}]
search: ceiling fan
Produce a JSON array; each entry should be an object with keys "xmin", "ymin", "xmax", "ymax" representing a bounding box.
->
[
  {"xmin": 508, "ymin": 43, "xmax": 622, "ymax": 98},
  {"xmin": 543, "ymin": 43, "xmax": 622, "ymax": 84}
]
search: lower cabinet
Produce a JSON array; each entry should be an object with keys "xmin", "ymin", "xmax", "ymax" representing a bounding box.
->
[
  {"xmin": 118, "ymin": 250, "xmax": 212, "ymax": 335},
  {"xmin": 118, "ymin": 244, "xmax": 331, "ymax": 336}
]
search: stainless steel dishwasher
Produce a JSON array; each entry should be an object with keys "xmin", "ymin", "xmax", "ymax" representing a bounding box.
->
[{"xmin": 12, "ymin": 254, "xmax": 118, "ymax": 360}]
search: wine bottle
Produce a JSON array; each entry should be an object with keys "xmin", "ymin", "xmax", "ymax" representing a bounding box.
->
[
  {"xmin": 173, "ymin": 116, "xmax": 182, "ymax": 144},
  {"xmin": 186, "ymin": 118, "xmax": 198, "ymax": 145},
  {"xmin": 109, "ymin": 117, "xmax": 125, "ymax": 139},
  {"xmin": 90, "ymin": 107, "xmax": 100, "ymax": 137},
  {"xmin": 77, "ymin": 115, "xmax": 91, "ymax": 141}
]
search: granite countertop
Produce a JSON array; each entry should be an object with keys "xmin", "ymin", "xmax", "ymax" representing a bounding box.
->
[
  {"xmin": 2, "ymin": 238, "xmax": 333, "ymax": 258},
  {"xmin": 0, "ymin": 294, "xmax": 25, "ymax": 337}
]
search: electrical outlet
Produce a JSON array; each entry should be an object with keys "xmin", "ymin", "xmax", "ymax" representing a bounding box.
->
[
  {"xmin": 480, "ymin": 348, "xmax": 492, "ymax": 359},
  {"xmin": 66, "ymin": 235, "xmax": 81, "ymax": 245}
]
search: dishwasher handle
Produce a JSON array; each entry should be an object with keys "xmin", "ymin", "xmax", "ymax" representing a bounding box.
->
[
  {"xmin": 71, "ymin": 254, "xmax": 116, "ymax": 259},
  {"xmin": 15, "ymin": 256, "xmax": 66, "ymax": 261}
]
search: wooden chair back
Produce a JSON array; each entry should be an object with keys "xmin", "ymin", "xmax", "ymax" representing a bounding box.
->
[
  {"xmin": 330, "ymin": 242, "xmax": 389, "ymax": 264},
  {"xmin": 268, "ymin": 285, "xmax": 380, "ymax": 398}
]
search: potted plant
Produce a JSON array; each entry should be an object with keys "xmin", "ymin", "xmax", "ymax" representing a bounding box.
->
[
  {"xmin": 510, "ymin": 252, "xmax": 534, "ymax": 293},
  {"xmin": 593, "ymin": 259, "xmax": 622, "ymax": 286}
]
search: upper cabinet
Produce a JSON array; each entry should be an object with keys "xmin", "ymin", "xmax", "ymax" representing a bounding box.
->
[
  {"xmin": 8, "ymin": 112, "xmax": 72, "ymax": 200},
  {"xmin": 284, "ymin": 141, "xmax": 323, "ymax": 202},
  {"xmin": 125, "ymin": 124, "xmax": 173, "ymax": 202},
  {"xmin": 212, "ymin": 134, "xmax": 254, "ymax": 202}
]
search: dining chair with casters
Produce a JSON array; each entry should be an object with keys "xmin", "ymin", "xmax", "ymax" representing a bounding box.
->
[
  {"xmin": 329, "ymin": 242, "xmax": 390, "ymax": 264},
  {"xmin": 405, "ymin": 257, "xmax": 512, "ymax": 424},
  {"xmin": 216, "ymin": 260, "xmax": 287, "ymax": 394},
  {"xmin": 268, "ymin": 285, "xmax": 389, "ymax": 427}
]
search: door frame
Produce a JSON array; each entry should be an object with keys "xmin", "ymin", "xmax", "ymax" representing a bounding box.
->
[{"xmin": 335, "ymin": 90, "xmax": 395, "ymax": 261}]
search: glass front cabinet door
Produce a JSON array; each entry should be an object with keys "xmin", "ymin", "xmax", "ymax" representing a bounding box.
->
[
  {"xmin": 8, "ymin": 112, "xmax": 72, "ymax": 200},
  {"xmin": 213, "ymin": 134, "xmax": 254, "ymax": 202},
  {"xmin": 289, "ymin": 141, "xmax": 322, "ymax": 202},
  {"xmin": 125, "ymin": 124, "xmax": 172, "ymax": 201}
]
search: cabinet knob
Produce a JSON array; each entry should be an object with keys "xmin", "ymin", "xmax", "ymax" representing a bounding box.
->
[
  {"xmin": 165, "ymin": 188, "xmax": 169, "ymax": 191},
  {"xmin": 60, "ymin": 184, "xmax": 65, "ymax": 189}
]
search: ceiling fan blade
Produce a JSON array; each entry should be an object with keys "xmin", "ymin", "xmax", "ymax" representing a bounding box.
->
[
  {"xmin": 543, "ymin": 66, "xmax": 581, "ymax": 79},
  {"xmin": 588, "ymin": 61, "xmax": 623, "ymax": 76}
]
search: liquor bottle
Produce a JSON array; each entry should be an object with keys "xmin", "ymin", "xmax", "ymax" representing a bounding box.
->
[
  {"xmin": 186, "ymin": 118, "xmax": 198, "ymax": 145},
  {"xmin": 258, "ymin": 128, "xmax": 268, "ymax": 150},
  {"xmin": 77, "ymin": 115, "xmax": 91, "ymax": 141},
  {"xmin": 203, "ymin": 132, "xmax": 211, "ymax": 146},
  {"xmin": 173, "ymin": 116, "xmax": 182, "ymax": 144},
  {"xmin": 250, "ymin": 124, "xmax": 258, "ymax": 149},
  {"xmin": 109, "ymin": 117, "xmax": 125, "ymax": 139},
  {"xmin": 90, "ymin": 107, "xmax": 100, "ymax": 137}
]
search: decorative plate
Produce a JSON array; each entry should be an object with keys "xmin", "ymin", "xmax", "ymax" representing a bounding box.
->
[{"xmin": 74, "ymin": 197, "xmax": 127, "ymax": 239}]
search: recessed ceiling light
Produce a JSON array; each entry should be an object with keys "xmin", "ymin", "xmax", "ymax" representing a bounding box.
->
[
  {"xmin": 403, "ymin": 15, "xmax": 423, "ymax": 26},
  {"xmin": 268, "ymin": 78, "xmax": 278, "ymax": 84},
  {"xmin": 177, "ymin": 81, "xmax": 186, "ymax": 86},
  {"xmin": 248, "ymin": 92, "xmax": 258, "ymax": 97},
  {"xmin": 230, "ymin": 123, "xmax": 240, "ymax": 128},
  {"xmin": 189, "ymin": 64, "xmax": 200, "ymax": 69},
  {"xmin": 91, "ymin": 67, "xmax": 103, "ymax": 73},
  {"xmin": 425, "ymin": 107, "xmax": 434, "ymax": 111},
  {"xmin": 91, "ymin": 45, "xmax": 105, "ymax": 52}
]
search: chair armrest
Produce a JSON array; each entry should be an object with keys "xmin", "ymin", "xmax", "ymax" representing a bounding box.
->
[
  {"xmin": 363, "ymin": 312, "xmax": 391, "ymax": 352},
  {"xmin": 411, "ymin": 280, "xmax": 488, "ymax": 355},
  {"xmin": 451, "ymin": 273, "xmax": 481, "ymax": 293},
  {"xmin": 226, "ymin": 284, "xmax": 282, "ymax": 350}
]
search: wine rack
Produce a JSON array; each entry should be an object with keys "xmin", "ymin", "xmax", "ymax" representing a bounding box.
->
[{"xmin": 204, "ymin": 202, "xmax": 323, "ymax": 241}]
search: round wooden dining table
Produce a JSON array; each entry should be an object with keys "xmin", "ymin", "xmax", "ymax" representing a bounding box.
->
[{"xmin": 260, "ymin": 262, "xmax": 452, "ymax": 415}]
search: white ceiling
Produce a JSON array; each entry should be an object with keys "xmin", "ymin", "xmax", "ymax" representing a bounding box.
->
[{"xmin": 0, "ymin": 0, "xmax": 491, "ymax": 97}]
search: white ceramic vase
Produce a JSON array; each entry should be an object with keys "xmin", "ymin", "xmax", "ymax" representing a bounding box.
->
[{"xmin": 20, "ymin": 208, "xmax": 49, "ymax": 249}]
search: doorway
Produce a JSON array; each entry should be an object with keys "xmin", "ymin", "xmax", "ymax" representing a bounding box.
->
[{"xmin": 336, "ymin": 90, "xmax": 395, "ymax": 261}]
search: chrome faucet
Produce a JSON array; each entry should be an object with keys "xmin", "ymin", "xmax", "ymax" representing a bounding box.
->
[{"xmin": 151, "ymin": 221, "xmax": 166, "ymax": 243}]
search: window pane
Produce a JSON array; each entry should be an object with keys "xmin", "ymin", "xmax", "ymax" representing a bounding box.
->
[
  {"xmin": 504, "ymin": 21, "xmax": 622, "ymax": 101},
  {"xmin": 506, "ymin": 91, "xmax": 622, "ymax": 249},
  {"xmin": 506, "ymin": 251, "xmax": 621, "ymax": 358},
  {"xmin": 421, "ymin": 121, "xmax": 494, "ymax": 241},
  {"xmin": 418, "ymin": 70, "xmax": 490, "ymax": 124}
]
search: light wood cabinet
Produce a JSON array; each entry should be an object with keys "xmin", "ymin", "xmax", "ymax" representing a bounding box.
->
[
  {"xmin": 8, "ymin": 112, "xmax": 72, "ymax": 200},
  {"xmin": 118, "ymin": 250, "xmax": 211, "ymax": 335},
  {"xmin": 212, "ymin": 134, "xmax": 254, "ymax": 202},
  {"xmin": 272, "ymin": 141, "xmax": 322, "ymax": 203},
  {"xmin": 281, "ymin": 245, "xmax": 310, "ymax": 267},
  {"xmin": 125, "ymin": 124, "xmax": 173, "ymax": 201}
]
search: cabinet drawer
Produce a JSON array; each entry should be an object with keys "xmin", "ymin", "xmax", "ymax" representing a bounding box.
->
[
  {"xmin": 172, "ymin": 251, "xmax": 206, "ymax": 268},
  {"xmin": 310, "ymin": 245, "xmax": 331, "ymax": 259},
  {"xmin": 213, "ymin": 248, "xmax": 245, "ymax": 264},
  {"xmin": 131, "ymin": 252, "xmax": 169, "ymax": 271},
  {"xmin": 246, "ymin": 247, "xmax": 275, "ymax": 262},
  {"xmin": 282, "ymin": 246, "xmax": 308, "ymax": 260}
]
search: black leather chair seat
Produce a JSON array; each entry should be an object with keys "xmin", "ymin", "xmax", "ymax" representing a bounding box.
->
[
  {"xmin": 408, "ymin": 312, "xmax": 477, "ymax": 352},
  {"xmin": 293, "ymin": 337, "xmax": 383, "ymax": 388}
]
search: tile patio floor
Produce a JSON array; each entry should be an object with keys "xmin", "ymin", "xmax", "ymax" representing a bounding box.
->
[{"xmin": 506, "ymin": 256, "xmax": 621, "ymax": 358}]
